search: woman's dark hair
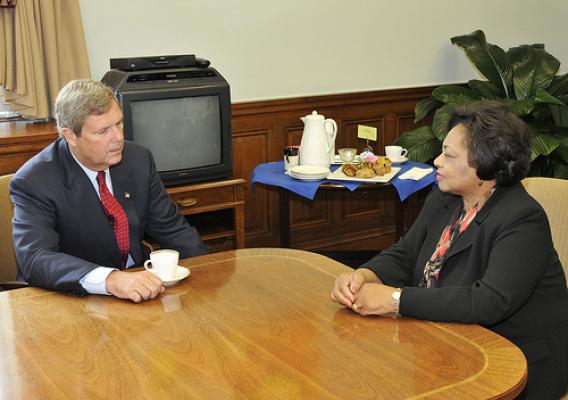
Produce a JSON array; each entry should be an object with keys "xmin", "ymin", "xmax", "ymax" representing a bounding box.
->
[{"xmin": 448, "ymin": 101, "xmax": 531, "ymax": 186}]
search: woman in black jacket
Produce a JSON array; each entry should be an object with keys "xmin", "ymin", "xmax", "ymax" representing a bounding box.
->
[{"xmin": 331, "ymin": 101, "xmax": 568, "ymax": 399}]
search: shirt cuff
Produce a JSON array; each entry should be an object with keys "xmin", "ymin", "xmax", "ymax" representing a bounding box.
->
[{"xmin": 80, "ymin": 267, "xmax": 117, "ymax": 295}]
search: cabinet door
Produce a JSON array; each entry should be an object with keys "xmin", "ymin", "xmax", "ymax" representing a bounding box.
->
[{"xmin": 288, "ymin": 187, "xmax": 398, "ymax": 251}]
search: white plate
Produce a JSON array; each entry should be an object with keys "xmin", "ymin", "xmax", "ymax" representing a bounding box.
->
[
  {"xmin": 290, "ymin": 165, "xmax": 330, "ymax": 175},
  {"xmin": 290, "ymin": 165, "xmax": 330, "ymax": 180},
  {"xmin": 150, "ymin": 266, "xmax": 191, "ymax": 287},
  {"xmin": 389, "ymin": 156, "xmax": 408, "ymax": 164},
  {"xmin": 291, "ymin": 171, "xmax": 328, "ymax": 180},
  {"xmin": 326, "ymin": 167, "xmax": 401, "ymax": 183}
]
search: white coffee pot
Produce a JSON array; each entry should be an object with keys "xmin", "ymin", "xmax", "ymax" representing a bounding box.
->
[{"xmin": 299, "ymin": 111, "xmax": 337, "ymax": 168}]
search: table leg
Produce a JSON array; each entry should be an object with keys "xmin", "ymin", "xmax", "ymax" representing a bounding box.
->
[
  {"xmin": 394, "ymin": 192, "xmax": 419, "ymax": 240},
  {"xmin": 279, "ymin": 188, "xmax": 291, "ymax": 247},
  {"xmin": 394, "ymin": 193, "xmax": 405, "ymax": 240}
]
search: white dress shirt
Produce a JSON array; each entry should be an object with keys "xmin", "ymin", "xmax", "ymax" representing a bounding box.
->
[{"xmin": 72, "ymin": 154, "xmax": 134, "ymax": 295}]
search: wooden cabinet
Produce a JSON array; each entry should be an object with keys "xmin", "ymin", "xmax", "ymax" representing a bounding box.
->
[
  {"xmin": 166, "ymin": 178, "xmax": 246, "ymax": 252},
  {"xmin": 0, "ymin": 121, "xmax": 58, "ymax": 175}
]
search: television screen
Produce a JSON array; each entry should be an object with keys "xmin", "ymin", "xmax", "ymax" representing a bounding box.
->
[
  {"xmin": 102, "ymin": 65, "xmax": 232, "ymax": 186},
  {"xmin": 130, "ymin": 95, "xmax": 222, "ymax": 172}
]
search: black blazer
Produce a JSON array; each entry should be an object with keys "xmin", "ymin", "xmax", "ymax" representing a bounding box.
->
[
  {"xmin": 363, "ymin": 184, "xmax": 568, "ymax": 399},
  {"xmin": 10, "ymin": 139, "xmax": 207, "ymax": 295}
]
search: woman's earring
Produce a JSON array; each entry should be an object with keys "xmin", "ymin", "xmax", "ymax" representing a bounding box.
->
[{"xmin": 478, "ymin": 180, "xmax": 484, "ymax": 187}]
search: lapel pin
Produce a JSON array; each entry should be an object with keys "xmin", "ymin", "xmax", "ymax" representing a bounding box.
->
[{"xmin": 125, "ymin": 192, "xmax": 130, "ymax": 198}]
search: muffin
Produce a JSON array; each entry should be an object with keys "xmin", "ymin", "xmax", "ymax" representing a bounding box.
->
[
  {"xmin": 341, "ymin": 164, "xmax": 358, "ymax": 177},
  {"xmin": 356, "ymin": 162, "xmax": 376, "ymax": 179},
  {"xmin": 373, "ymin": 156, "xmax": 392, "ymax": 176}
]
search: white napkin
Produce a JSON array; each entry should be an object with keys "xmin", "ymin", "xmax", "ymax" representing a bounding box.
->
[{"xmin": 398, "ymin": 167, "xmax": 433, "ymax": 181}]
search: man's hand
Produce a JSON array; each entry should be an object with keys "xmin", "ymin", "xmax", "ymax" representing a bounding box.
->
[{"xmin": 106, "ymin": 270, "xmax": 165, "ymax": 303}]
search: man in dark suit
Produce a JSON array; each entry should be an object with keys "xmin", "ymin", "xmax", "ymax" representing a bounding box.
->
[{"xmin": 10, "ymin": 79, "xmax": 207, "ymax": 302}]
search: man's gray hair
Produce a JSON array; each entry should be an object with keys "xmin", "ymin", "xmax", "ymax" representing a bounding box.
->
[{"xmin": 55, "ymin": 79, "xmax": 118, "ymax": 138}]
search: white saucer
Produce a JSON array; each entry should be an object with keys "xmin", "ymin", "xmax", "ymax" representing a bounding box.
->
[
  {"xmin": 331, "ymin": 155, "xmax": 361, "ymax": 165},
  {"xmin": 150, "ymin": 266, "xmax": 191, "ymax": 287},
  {"xmin": 389, "ymin": 156, "xmax": 408, "ymax": 164}
]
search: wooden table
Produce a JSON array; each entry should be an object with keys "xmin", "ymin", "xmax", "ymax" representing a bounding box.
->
[{"xmin": 0, "ymin": 249, "xmax": 527, "ymax": 399}]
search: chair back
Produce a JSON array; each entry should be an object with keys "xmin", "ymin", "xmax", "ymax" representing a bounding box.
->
[
  {"xmin": 522, "ymin": 177, "xmax": 568, "ymax": 284},
  {"xmin": 0, "ymin": 174, "xmax": 18, "ymax": 281}
]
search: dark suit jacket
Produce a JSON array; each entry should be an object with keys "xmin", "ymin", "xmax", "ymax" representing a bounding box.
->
[
  {"xmin": 362, "ymin": 184, "xmax": 568, "ymax": 399},
  {"xmin": 10, "ymin": 138, "xmax": 207, "ymax": 295}
]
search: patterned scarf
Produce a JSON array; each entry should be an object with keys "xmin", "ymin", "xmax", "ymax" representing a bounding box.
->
[{"xmin": 419, "ymin": 204, "xmax": 479, "ymax": 288}]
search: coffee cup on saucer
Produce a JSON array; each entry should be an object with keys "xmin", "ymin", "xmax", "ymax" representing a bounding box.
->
[
  {"xmin": 144, "ymin": 249, "xmax": 179, "ymax": 280},
  {"xmin": 338, "ymin": 147, "xmax": 357, "ymax": 164},
  {"xmin": 385, "ymin": 145, "xmax": 408, "ymax": 162}
]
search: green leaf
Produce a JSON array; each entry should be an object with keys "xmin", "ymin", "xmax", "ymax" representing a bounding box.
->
[
  {"xmin": 432, "ymin": 86, "xmax": 481, "ymax": 104},
  {"xmin": 549, "ymin": 104, "xmax": 568, "ymax": 127},
  {"xmin": 548, "ymin": 72, "xmax": 568, "ymax": 95},
  {"xmin": 531, "ymin": 103, "xmax": 552, "ymax": 121},
  {"xmin": 467, "ymin": 79, "xmax": 501, "ymax": 99},
  {"xmin": 530, "ymin": 127, "xmax": 560, "ymax": 160},
  {"xmin": 498, "ymin": 98, "xmax": 534, "ymax": 117},
  {"xmin": 509, "ymin": 45, "xmax": 560, "ymax": 99},
  {"xmin": 551, "ymin": 135, "xmax": 568, "ymax": 163},
  {"xmin": 451, "ymin": 30, "xmax": 513, "ymax": 98},
  {"xmin": 431, "ymin": 104, "xmax": 455, "ymax": 141},
  {"xmin": 414, "ymin": 97, "xmax": 440, "ymax": 123},
  {"xmin": 534, "ymin": 88, "xmax": 565, "ymax": 106},
  {"xmin": 394, "ymin": 126, "xmax": 441, "ymax": 163}
]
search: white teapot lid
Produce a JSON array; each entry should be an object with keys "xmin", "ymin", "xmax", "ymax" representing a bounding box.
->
[{"xmin": 304, "ymin": 110, "xmax": 324, "ymax": 120}]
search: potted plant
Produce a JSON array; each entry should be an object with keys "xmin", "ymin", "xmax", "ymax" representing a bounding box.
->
[{"xmin": 395, "ymin": 29, "xmax": 568, "ymax": 179}]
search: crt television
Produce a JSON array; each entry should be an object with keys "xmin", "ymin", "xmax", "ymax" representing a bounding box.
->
[{"xmin": 101, "ymin": 66, "xmax": 232, "ymax": 187}]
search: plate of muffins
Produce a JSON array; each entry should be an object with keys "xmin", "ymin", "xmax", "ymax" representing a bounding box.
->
[{"xmin": 327, "ymin": 155, "xmax": 401, "ymax": 183}]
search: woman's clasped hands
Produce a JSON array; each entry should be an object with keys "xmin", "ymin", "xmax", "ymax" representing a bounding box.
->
[{"xmin": 331, "ymin": 268, "xmax": 398, "ymax": 317}]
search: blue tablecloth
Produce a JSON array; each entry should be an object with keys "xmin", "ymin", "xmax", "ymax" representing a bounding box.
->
[{"xmin": 251, "ymin": 161, "xmax": 435, "ymax": 201}]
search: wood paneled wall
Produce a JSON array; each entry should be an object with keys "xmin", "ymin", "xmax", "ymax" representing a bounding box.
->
[
  {"xmin": 231, "ymin": 86, "xmax": 434, "ymax": 250},
  {"xmin": 0, "ymin": 86, "xmax": 435, "ymax": 252}
]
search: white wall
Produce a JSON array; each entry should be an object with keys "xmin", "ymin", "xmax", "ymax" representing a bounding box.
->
[{"xmin": 79, "ymin": 0, "xmax": 568, "ymax": 103}]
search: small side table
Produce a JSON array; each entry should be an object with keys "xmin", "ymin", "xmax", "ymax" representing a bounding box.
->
[{"xmin": 252, "ymin": 161, "xmax": 435, "ymax": 248}]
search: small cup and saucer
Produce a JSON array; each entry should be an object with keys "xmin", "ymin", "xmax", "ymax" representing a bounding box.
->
[
  {"xmin": 385, "ymin": 145, "xmax": 409, "ymax": 164},
  {"xmin": 144, "ymin": 249, "xmax": 191, "ymax": 287},
  {"xmin": 389, "ymin": 155, "xmax": 408, "ymax": 164},
  {"xmin": 336, "ymin": 148, "xmax": 360, "ymax": 164}
]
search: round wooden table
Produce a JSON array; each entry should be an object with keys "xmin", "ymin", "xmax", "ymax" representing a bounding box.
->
[{"xmin": 0, "ymin": 248, "xmax": 527, "ymax": 399}]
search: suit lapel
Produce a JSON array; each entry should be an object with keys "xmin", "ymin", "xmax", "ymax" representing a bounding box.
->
[
  {"xmin": 445, "ymin": 222, "xmax": 478, "ymax": 259},
  {"xmin": 444, "ymin": 187, "xmax": 502, "ymax": 260},
  {"xmin": 58, "ymin": 140, "xmax": 122, "ymax": 265}
]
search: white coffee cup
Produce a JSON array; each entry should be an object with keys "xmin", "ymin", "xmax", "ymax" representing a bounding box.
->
[
  {"xmin": 144, "ymin": 249, "xmax": 179, "ymax": 280},
  {"xmin": 385, "ymin": 145, "xmax": 408, "ymax": 161}
]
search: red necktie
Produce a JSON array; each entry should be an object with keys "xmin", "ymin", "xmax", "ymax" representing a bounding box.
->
[{"xmin": 97, "ymin": 171, "xmax": 130, "ymax": 268}]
